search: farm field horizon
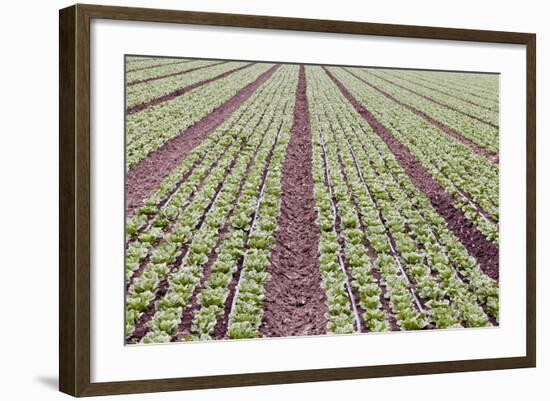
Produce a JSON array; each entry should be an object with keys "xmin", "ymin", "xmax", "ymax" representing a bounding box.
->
[{"xmin": 124, "ymin": 56, "xmax": 500, "ymax": 345}]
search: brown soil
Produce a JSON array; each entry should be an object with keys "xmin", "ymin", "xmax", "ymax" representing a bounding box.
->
[
  {"xmin": 127, "ymin": 63, "xmax": 255, "ymax": 115},
  {"xmin": 344, "ymin": 69, "xmax": 498, "ymax": 164},
  {"xmin": 258, "ymin": 66, "xmax": 328, "ymax": 337},
  {"xmin": 367, "ymin": 70, "xmax": 499, "ymax": 129},
  {"xmin": 324, "ymin": 67, "xmax": 499, "ymax": 282},
  {"xmin": 127, "ymin": 61, "xmax": 228, "ymax": 86},
  {"xmin": 126, "ymin": 59, "xmax": 193, "ymax": 73},
  {"xmin": 125, "ymin": 65, "xmax": 280, "ymax": 217}
]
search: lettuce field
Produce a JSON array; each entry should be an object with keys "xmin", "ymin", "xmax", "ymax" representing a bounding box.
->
[{"xmin": 124, "ymin": 56, "xmax": 499, "ymax": 344}]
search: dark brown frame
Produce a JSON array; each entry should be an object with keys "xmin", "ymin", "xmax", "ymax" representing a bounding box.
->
[{"xmin": 59, "ymin": 3, "xmax": 536, "ymax": 397}]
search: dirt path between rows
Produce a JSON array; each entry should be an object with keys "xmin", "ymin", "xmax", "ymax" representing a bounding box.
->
[
  {"xmin": 127, "ymin": 63, "xmax": 255, "ymax": 115},
  {"xmin": 344, "ymin": 68, "xmax": 498, "ymax": 164},
  {"xmin": 125, "ymin": 64, "xmax": 280, "ymax": 216},
  {"xmin": 324, "ymin": 67, "xmax": 499, "ymax": 282},
  {"xmin": 259, "ymin": 66, "xmax": 328, "ymax": 337}
]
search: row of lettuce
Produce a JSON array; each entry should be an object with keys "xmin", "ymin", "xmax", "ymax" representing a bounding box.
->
[
  {"xmin": 306, "ymin": 66, "xmax": 498, "ymax": 334},
  {"xmin": 378, "ymin": 69, "xmax": 498, "ymax": 113},
  {"xmin": 125, "ymin": 56, "xmax": 187, "ymax": 73},
  {"xmin": 350, "ymin": 68, "xmax": 498, "ymax": 156},
  {"xmin": 125, "ymin": 58, "xmax": 499, "ymax": 247},
  {"xmin": 329, "ymin": 67, "xmax": 499, "ymax": 244},
  {"xmin": 409, "ymin": 69, "xmax": 499, "ymax": 102},
  {"xmin": 126, "ymin": 60, "xmax": 245, "ymax": 108},
  {"xmin": 124, "ymin": 60, "xmax": 500, "ymax": 342},
  {"xmin": 125, "ymin": 65, "xmax": 298, "ymax": 342},
  {"xmin": 126, "ymin": 62, "xmax": 273, "ymax": 169},
  {"xmin": 126, "ymin": 59, "xmax": 214, "ymax": 85},
  {"xmin": 365, "ymin": 69, "xmax": 499, "ymax": 128}
]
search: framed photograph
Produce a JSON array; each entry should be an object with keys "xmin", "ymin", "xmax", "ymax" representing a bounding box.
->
[{"xmin": 59, "ymin": 3, "xmax": 536, "ymax": 397}]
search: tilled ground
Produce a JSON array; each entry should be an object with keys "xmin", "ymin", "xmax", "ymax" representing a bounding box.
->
[{"xmin": 259, "ymin": 66, "xmax": 328, "ymax": 337}]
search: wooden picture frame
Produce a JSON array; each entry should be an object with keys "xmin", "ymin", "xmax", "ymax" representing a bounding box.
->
[{"xmin": 59, "ymin": 3, "xmax": 536, "ymax": 397}]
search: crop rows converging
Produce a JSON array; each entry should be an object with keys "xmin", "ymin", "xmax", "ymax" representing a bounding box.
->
[{"xmin": 124, "ymin": 56, "xmax": 500, "ymax": 344}]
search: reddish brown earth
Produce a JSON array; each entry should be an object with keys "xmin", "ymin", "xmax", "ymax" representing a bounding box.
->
[
  {"xmin": 344, "ymin": 68, "xmax": 499, "ymax": 164},
  {"xmin": 125, "ymin": 64, "xmax": 281, "ymax": 217},
  {"xmin": 127, "ymin": 63, "xmax": 255, "ymax": 115},
  {"xmin": 365, "ymin": 70, "xmax": 499, "ymax": 129},
  {"xmin": 127, "ymin": 61, "xmax": 228, "ymax": 86},
  {"xmin": 126, "ymin": 59, "xmax": 193, "ymax": 73},
  {"xmin": 259, "ymin": 65, "xmax": 328, "ymax": 337},
  {"xmin": 324, "ymin": 67, "xmax": 499, "ymax": 282}
]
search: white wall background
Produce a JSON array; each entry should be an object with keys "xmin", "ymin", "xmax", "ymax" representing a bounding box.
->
[{"xmin": 0, "ymin": 0, "xmax": 545, "ymax": 399}]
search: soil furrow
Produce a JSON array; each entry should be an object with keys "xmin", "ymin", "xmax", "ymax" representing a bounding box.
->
[
  {"xmin": 259, "ymin": 66, "xmax": 329, "ymax": 337},
  {"xmin": 366, "ymin": 70, "xmax": 499, "ymax": 129},
  {"xmin": 127, "ymin": 63, "xmax": 255, "ymax": 115},
  {"xmin": 324, "ymin": 67, "xmax": 499, "ymax": 282},
  {"xmin": 126, "ymin": 64, "xmax": 281, "ymax": 216},
  {"xmin": 127, "ymin": 61, "xmax": 228, "ymax": 86},
  {"xmin": 344, "ymin": 68, "xmax": 498, "ymax": 163}
]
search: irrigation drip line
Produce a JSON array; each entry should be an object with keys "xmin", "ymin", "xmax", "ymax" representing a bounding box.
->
[
  {"xmin": 227, "ymin": 121, "xmax": 287, "ymax": 329},
  {"xmin": 333, "ymin": 116, "xmax": 427, "ymax": 316},
  {"xmin": 315, "ymin": 110, "xmax": 363, "ymax": 333}
]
